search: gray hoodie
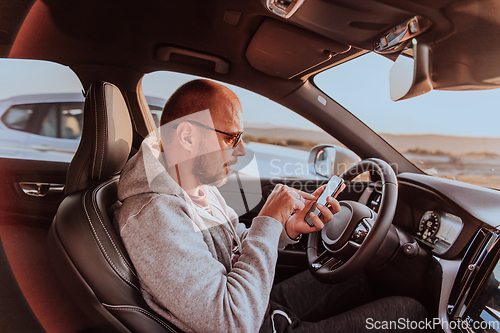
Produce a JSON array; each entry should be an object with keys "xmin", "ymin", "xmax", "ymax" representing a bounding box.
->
[{"xmin": 116, "ymin": 137, "xmax": 296, "ymax": 333}]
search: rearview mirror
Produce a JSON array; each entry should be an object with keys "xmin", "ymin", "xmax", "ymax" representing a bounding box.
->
[
  {"xmin": 389, "ymin": 39, "xmax": 433, "ymax": 101},
  {"xmin": 309, "ymin": 145, "xmax": 360, "ymax": 178}
]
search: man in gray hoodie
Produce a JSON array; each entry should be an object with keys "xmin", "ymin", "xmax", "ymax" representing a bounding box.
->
[{"xmin": 116, "ymin": 79, "xmax": 427, "ymax": 333}]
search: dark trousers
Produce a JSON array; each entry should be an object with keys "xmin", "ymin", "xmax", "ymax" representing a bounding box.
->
[{"xmin": 261, "ymin": 270, "xmax": 428, "ymax": 333}]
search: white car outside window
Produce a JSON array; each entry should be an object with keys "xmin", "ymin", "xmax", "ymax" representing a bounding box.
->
[{"xmin": 0, "ymin": 93, "xmax": 166, "ymax": 163}]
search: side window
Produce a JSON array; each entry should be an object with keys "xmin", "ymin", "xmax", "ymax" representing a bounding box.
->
[
  {"xmin": 2, "ymin": 105, "xmax": 34, "ymax": 131},
  {"xmin": 39, "ymin": 105, "xmax": 57, "ymax": 137},
  {"xmin": 2, "ymin": 102, "xmax": 83, "ymax": 139},
  {"xmin": 0, "ymin": 59, "xmax": 84, "ymax": 162},
  {"xmin": 60, "ymin": 103, "xmax": 83, "ymax": 139},
  {"xmin": 149, "ymin": 105, "xmax": 162, "ymax": 128},
  {"xmin": 141, "ymin": 71, "xmax": 356, "ymax": 180},
  {"xmin": 145, "ymin": 96, "xmax": 166, "ymax": 128}
]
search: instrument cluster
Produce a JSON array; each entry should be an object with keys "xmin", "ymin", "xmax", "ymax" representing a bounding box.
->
[{"xmin": 416, "ymin": 210, "xmax": 463, "ymax": 254}]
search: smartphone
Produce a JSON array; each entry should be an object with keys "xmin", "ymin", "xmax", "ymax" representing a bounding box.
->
[{"xmin": 305, "ymin": 175, "xmax": 344, "ymax": 227}]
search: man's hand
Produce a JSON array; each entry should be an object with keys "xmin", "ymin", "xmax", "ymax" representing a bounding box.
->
[
  {"xmin": 258, "ymin": 184, "xmax": 315, "ymax": 225},
  {"xmin": 285, "ymin": 183, "xmax": 345, "ymax": 239}
]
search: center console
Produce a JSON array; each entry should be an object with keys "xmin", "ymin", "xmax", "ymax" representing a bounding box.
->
[{"xmin": 448, "ymin": 228, "xmax": 500, "ymax": 332}]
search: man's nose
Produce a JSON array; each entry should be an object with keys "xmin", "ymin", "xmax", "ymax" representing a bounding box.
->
[{"xmin": 232, "ymin": 140, "xmax": 246, "ymax": 157}]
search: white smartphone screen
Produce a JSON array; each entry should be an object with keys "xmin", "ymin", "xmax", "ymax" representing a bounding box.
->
[{"xmin": 305, "ymin": 175, "xmax": 344, "ymax": 226}]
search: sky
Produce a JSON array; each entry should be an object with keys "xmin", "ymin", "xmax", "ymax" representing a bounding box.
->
[
  {"xmin": 0, "ymin": 59, "xmax": 84, "ymax": 98},
  {"xmin": 0, "ymin": 55, "xmax": 499, "ymax": 137},
  {"xmin": 315, "ymin": 53, "xmax": 500, "ymax": 137}
]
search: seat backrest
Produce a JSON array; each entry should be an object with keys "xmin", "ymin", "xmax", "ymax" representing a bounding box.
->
[
  {"xmin": 47, "ymin": 81, "xmax": 181, "ymax": 333},
  {"xmin": 65, "ymin": 81, "xmax": 132, "ymax": 195}
]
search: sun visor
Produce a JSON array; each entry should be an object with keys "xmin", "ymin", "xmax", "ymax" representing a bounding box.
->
[{"xmin": 246, "ymin": 19, "xmax": 350, "ymax": 79}]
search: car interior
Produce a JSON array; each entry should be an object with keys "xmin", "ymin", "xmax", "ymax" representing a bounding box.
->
[{"xmin": 1, "ymin": 0, "xmax": 500, "ymax": 332}]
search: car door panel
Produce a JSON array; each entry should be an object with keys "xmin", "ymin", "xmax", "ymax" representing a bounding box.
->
[{"xmin": 0, "ymin": 158, "xmax": 68, "ymax": 228}]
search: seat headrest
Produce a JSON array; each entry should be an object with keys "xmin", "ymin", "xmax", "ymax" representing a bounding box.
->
[{"xmin": 66, "ymin": 81, "xmax": 133, "ymax": 195}]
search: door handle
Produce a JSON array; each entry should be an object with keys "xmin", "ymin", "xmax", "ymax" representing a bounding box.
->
[{"xmin": 19, "ymin": 182, "xmax": 65, "ymax": 197}]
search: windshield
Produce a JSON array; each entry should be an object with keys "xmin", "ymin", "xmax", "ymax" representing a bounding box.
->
[{"xmin": 314, "ymin": 52, "xmax": 500, "ymax": 190}]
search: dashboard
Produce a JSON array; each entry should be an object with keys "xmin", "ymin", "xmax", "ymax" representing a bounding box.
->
[
  {"xmin": 268, "ymin": 170, "xmax": 500, "ymax": 332},
  {"xmin": 396, "ymin": 173, "xmax": 500, "ymax": 332},
  {"xmin": 449, "ymin": 229, "xmax": 500, "ymax": 333}
]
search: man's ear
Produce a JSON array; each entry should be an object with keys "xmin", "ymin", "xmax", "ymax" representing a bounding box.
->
[{"xmin": 177, "ymin": 122, "xmax": 194, "ymax": 151}]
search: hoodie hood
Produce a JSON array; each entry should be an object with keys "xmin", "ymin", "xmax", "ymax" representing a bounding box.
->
[
  {"xmin": 119, "ymin": 134, "xmax": 265, "ymax": 218},
  {"xmin": 118, "ymin": 135, "xmax": 189, "ymax": 202}
]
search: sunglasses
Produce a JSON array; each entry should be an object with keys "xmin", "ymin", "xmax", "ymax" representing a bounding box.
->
[{"xmin": 173, "ymin": 120, "xmax": 243, "ymax": 148}]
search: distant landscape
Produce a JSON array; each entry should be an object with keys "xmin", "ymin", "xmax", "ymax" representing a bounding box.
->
[{"xmin": 244, "ymin": 123, "xmax": 500, "ymax": 189}]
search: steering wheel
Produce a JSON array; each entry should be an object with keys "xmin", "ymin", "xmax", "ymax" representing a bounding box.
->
[{"xmin": 307, "ymin": 158, "xmax": 398, "ymax": 283}]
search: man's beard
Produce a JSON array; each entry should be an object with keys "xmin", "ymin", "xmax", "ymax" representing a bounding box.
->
[{"xmin": 192, "ymin": 150, "xmax": 230, "ymax": 187}]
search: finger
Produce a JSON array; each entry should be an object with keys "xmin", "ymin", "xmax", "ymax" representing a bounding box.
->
[
  {"xmin": 308, "ymin": 212, "xmax": 324, "ymax": 230},
  {"xmin": 293, "ymin": 197, "xmax": 306, "ymax": 211},
  {"xmin": 311, "ymin": 184, "xmax": 327, "ymax": 198},
  {"xmin": 316, "ymin": 202, "xmax": 333, "ymax": 221},
  {"xmin": 273, "ymin": 183, "xmax": 284, "ymax": 192},
  {"xmin": 286, "ymin": 189, "xmax": 303, "ymax": 202},
  {"xmin": 333, "ymin": 183, "xmax": 346, "ymax": 199},
  {"xmin": 326, "ymin": 196, "xmax": 342, "ymax": 214},
  {"xmin": 283, "ymin": 188, "xmax": 304, "ymax": 209},
  {"xmin": 289, "ymin": 187, "xmax": 315, "ymax": 200}
]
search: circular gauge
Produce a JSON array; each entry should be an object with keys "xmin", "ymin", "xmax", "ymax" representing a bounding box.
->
[{"xmin": 418, "ymin": 211, "xmax": 441, "ymax": 242}]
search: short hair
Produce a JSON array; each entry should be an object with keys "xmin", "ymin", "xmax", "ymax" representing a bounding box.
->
[{"xmin": 160, "ymin": 79, "xmax": 228, "ymax": 127}]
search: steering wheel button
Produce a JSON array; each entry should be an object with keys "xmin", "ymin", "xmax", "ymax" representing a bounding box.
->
[{"xmin": 351, "ymin": 222, "xmax": 368, "ymax": 243}]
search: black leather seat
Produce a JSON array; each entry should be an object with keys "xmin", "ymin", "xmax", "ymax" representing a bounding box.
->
[{"xmin": 47, "ymin": 81, "xmax": 181, "ymax": 333}]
